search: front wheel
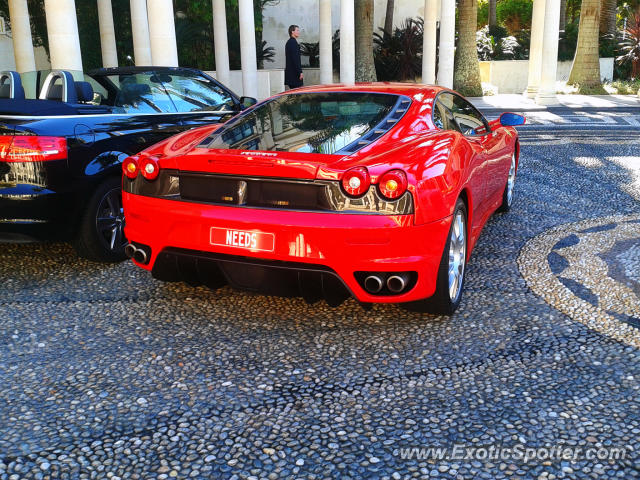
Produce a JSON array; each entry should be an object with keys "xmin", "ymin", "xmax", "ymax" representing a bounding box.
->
[
  {"xmin": 403, "ymin": 198, "xmax": 468, "ymax": 315},
  {"xmin": 73, "ymin": 177, "xmax": 127, "ymax": 262},
  {"xmin": 497, "ymin": 151, "xmax": 517, "ymax": 213}
]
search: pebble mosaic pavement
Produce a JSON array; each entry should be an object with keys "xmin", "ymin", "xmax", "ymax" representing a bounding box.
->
[{"xmin": 0, "ymin": 122, "xmax": 639, "ymax": 479}]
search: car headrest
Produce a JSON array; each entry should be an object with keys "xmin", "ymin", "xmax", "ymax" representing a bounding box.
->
[
  {"xmin": 75, "ymin": 81, "xmax": 94, "ymax": 102},
  {"xmin": 48, "ymin": 84, "xmax": 64, "ymax": 101},
  {"xmin": 39, "ymin": 70, "xmax": 78, "ymax": 103},
  {"xmin": 0, "ymin": 71, "xmax": 26, "ymax": 100}
]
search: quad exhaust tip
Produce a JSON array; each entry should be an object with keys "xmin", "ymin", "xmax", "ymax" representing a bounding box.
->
[
  {"xmin": 364, "ymin": 275, "xmax": 384, "ymax": 293},
  {"xmin": 387, "ymin": 273, "xmax": 409, "ymax": 293},
  {"xmin": 126, "ymin": 243, "xmax": 150, "ymax": 264}
]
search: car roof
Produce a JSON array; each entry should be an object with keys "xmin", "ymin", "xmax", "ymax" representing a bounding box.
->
[
  {"xmin": 285, "ymin": 82, "xmax": 445, "ymax": 99},
  {"xmin": 87, "ymin": 66, "xmax": 203, "ymax": 76}
]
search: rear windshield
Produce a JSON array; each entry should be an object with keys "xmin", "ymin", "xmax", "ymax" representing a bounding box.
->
[{"xmin": 200, "ymin": 92, "xmax": 403, "ymax": 155}]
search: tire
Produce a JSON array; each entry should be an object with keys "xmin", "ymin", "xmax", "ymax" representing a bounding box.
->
[
  {"xmin": 403, "ymin": 198, "xmax": 468, "ymax": 315},
  {"xmin": 73, "ymin": 177, "xmax": 127, "ymax": 262},
  {"xmin": 497, "ymin": 151, "xmax": 517, "ymax": 213}
]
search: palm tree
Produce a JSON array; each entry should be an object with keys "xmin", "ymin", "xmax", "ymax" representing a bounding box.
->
[
  {"xmin": 567, "ymin": 0, "xmax": 603, "ymax": 88},
  {"xmin": 355, "ymin": 0, "xmax": 377, "ymax": 81},
  {"xmin": 384, "ymin": 0, "xmax": 395, "ymax": 35},
  {"xmin": 600, "ymin": 0, "xmax": 617, "ymax": 37},
  {"xmin": 489, "ymin": 0, "xmax": 497, "ymax": 29},
  {"xmin": 454, "ymin": 0, "xmax": 483, "ymax": 96}
]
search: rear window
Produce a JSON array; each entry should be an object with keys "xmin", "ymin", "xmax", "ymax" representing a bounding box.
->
[{"xmin": 200, "ymin": 92, "xmax": 409, "ymax": 155}]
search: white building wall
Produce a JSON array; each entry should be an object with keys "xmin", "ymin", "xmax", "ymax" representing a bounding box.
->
[{"xmin": 262, "ymin": 0, "xmax": 425, "ymax": 69}]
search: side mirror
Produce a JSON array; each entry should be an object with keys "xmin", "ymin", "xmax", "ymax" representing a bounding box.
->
[
  {"xmin": 240, "ymin": 96, "xmax": 257, "ymax": 109},
  {"xmin": 499, "ymin": 112, "xmax": 526, "ymax": 126}
]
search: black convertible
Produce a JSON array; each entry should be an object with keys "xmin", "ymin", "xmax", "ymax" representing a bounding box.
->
[{"xmin": 0, "ymin": 67, "xmax": 255, "ymax": 261}]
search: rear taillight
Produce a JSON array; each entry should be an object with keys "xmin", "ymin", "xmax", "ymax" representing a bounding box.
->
[
  {"xmin": 341, "ymin": 166, "xmax": 370, "ymax": 197},
  {"xmin": 139, "ymin": 156, "xmax": 160, "ymax": 181},
  {"xmin": 122, "ymin": 156, "xmax": 139, "ymax": 179},
  {"xmin": 378, "ymin": 169, "xmax": 408, "ymax": 200},
  {"xmin": 0, "ymin": 135, "xmax": 67, "ymax": 162}
]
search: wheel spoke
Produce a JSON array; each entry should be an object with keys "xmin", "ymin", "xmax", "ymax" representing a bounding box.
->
[{"xmin": 97, "ymin": 216, "xmax": 116, "ymax": 232}]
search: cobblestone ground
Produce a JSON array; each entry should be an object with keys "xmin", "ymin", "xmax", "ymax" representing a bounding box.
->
[{"xmin": 1, "ymin": 123, "xmax": 639, "ymax": 480}]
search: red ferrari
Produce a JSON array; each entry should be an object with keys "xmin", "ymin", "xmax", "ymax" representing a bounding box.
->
[{"xmin": 122, "ymin": 84, "xmax": 524, "ymax": 314}]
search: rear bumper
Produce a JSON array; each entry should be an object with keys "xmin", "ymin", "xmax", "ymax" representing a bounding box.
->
[{"xmin": 123, "ymin": 193, "xmax": 452, "ymax": 303}]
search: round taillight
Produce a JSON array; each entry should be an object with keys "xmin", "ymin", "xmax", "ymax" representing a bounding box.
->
[
  {"xmin": 341, "ymin": 167, "xmax": 370, "ymax": 197},
  {"xmin": 139, "ymin": 157, "xmax": 160, "ymax": 181},
  {"xmin": 378, "ymin": 169, "xmax": 408, "ymax": 200},
  {"xmin": 122, "ymin": 156, "xmax": 139, "ymax": 179}
]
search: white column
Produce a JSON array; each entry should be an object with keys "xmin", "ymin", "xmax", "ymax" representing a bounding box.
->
[
  {"xmin": 319, "ymin": 0, "xmax": 333, "ymax": 84},
  {"xmin": 238, "ymin": 0, "xmax": 258, "ymax": 98},
  {"xmin": 130, "ymin": 0, "xmax": 152, "ymax": 65},
  {"xmin": 44, "ymin": 0, "xmax": 83, "ymax": 73},
  {"xmin": 525, "ymin": 0, "xmax": 545, "ymax": 98},
  {"xmin": 536, "ymin": 0, "xmax": 561, "ymax": 104},
  {"xmin": 147, "ymin": 0, "xmax": 178, "ymax": 67},
  {"xmin": 97, "ymin": 0, "xmax": 118, "ymax": 67},
  {"xmin": 438, "ymin": 0, "xmax": 455, "ymax": 88},
  {"xmin": 422, "ymin": 0, "xmax": 438, "ymax": 84},
  {"xmin": 8, "ymin": 0, "xmax": 36, "ymax": 74},
  {"xmin": 212, "ymin": 0, "xmax": 230, "ymax": 86},
  {"xmin": 340, "ymin": 0, "xmax": 355, "ymax": 83}
]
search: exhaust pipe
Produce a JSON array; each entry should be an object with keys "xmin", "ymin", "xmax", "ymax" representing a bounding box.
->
[
  {"xmin": 387, "ymin": 273, "xmax": 409, "ymax": 293},
  {"xmin": 133, "ymin": 248, "xmax": 148, "ymax": 264},
  {"xmin": 364, "ymin": 275, "xmax": 384, "ymax": 293},
  {"xmin": 124, "ymin": 243, "xmax": 136, "ymax": 259}
]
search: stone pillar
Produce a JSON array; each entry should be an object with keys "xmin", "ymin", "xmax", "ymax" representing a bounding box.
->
[
  {"xmin": 238, "ymin": 0, "xmax": 258, "ymax": 98},
  {"xmin": 536, "ymin": 0, "xmax": 561, "ymax": 104},
  {"xmin": 340, "ymin": 0, "xmax": 355, "ymax": 83},
  {"xmin": 438, "ymin": 0, "xmax": 455, "ymax": 88},
  {"xmin": 147, "ymin": 0, "xmax": 178, "ymax": 67},
  {"xmin": 525, "ymin": 0, "xmax": 545, "ymax": 98},
  {"xmin": 97, "ymin": 0, "xmax": 118, "ymax": 67},
  {"xmin": 8, "ymin": 0, "xmax": 36, "ymax": 74},
  {"xmin": 212, "ymin": 0, "xmax": 230, "ymax": 86},
  {"xmin": 130, "ymin": 0, "xmax": 152, "ymax": 65},
  {"xmin": 44, "ymin": 0, "xmax": 83, "ymax": 73},
  {"xmin": 422, "ymin": 0, "xmax": 438, "ymax": 84},
  {"xmin": 319, "ymin": 0, "xmax": 333, "ymax": 84}
]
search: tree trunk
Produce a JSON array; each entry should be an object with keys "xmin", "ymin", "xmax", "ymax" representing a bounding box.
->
[
  {"xmin": 384, "ymin": 0, "xmax": 395, "ymax": 35},
  {"xmin": 454, "ymin": 0, "xmax": 483, "ymax": 96},
  {"xmin": 567, "ymin": 0, "xmax": 602, "ymax": 87},
  {"xmin": 355, "ymin": 0, "xmax": 377, "ymax": 81},
  {"xmin": 559, "ymin": 0, "xmax": 567, "ymax": 31},
  {"xmin": 489, "ymin": 0, "xmax": 497, "ymax": 29},
  {"xmin": 599, "ymin": 0, "xmax": 616, "ymax": 37}
]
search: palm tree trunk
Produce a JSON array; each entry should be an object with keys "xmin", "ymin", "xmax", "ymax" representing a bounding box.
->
[
  {"xmin": 567, "ymin": 0, "xmax": 602, "ymax": 87},
  {"xmin": 454, "ymin": 0, "xmax": 483, "ymax": 96},
  {"xmin": 599, "ymin": 0, "xmax": 617, "ymax": 37},
  {"xmin": 384, "ymin": 0, "xmax": 395, "ymax": 35},
  {"xmin": 489, "ymin": 0, "xmax": 497, "ymax": 29},
  {"xmin": 355, "ymin": 0, "xmax": 377, "ymax": 81},
  {"xmin": 559, "ymin": 0, "xmax": 567, "ymax": 31}
]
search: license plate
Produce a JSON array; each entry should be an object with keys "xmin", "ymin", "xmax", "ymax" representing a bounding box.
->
[{"xmin": 210, "ymin": 227, "xmax": 275, "ymax": 252}]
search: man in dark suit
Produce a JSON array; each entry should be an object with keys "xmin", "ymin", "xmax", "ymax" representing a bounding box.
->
[{"xmin": 285, "ymin": 25, "xmax": 303, "ymax": 89}]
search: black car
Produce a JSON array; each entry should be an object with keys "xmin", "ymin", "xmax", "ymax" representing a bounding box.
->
[{"xmin": 0, "ymin": 67, "xmax": 255, "ymax": 261}]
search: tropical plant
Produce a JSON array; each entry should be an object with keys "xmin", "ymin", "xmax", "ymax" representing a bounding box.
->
[
  {"xmin": 300, "ymin": 42, "xmax": 320, "ymax": 67},
  {"xmin": 373, "ymin": 17, "xmax": 423, "ymax": 81},
  {"xmin": 497, "ymin": 0, "xmax": 534, "ymax": 34},
  {"xmin": 617, "ymin": 9, "xmax": 640, "ymax": 78}
]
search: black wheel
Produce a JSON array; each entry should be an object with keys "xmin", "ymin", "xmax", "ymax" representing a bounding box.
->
[
  {"xmin": 497, "ymin": 151, "xmax": 517, "ymax": 213},
  {"xmin": 403, "ymin": 198, "xmax": 468, "ymax": 315},
  {"xmin": 73, "ymin": 177, "xmax": 127, "ymax": 262}
]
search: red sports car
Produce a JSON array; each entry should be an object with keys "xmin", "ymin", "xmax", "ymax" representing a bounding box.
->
[{"xmin": 122, "ymin": 84, "xmax": 524, "ymax": 314}]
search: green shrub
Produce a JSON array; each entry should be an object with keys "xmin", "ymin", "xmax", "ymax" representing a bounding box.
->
[
  {"xmin": 373, "ymin": 18, "xmax": 423, "ymax": 81},
  {"xmin": 497, "ymin": 0, "xmax": 534, "ymax": 34},
  {"xmin": 478, "ymin": 0, "xmax": 489, "ymax": 28}
]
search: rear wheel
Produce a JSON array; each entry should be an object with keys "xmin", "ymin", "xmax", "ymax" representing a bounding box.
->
[
  {"xmin": 403, "ymin": 198, "xmax": 468, "ymax": 315},
  {"xmin": 497, "ymin": 152, "xmax": 517, "ymax": 213},
  {"xmin": 73, "ymin": 177, "xmax": 127, "ymax": 262}
]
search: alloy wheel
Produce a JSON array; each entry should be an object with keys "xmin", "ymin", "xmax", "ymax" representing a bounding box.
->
[
  {"xmin": 448, "ymin": 210, "xmax": 467, "ymax": 302},
  {"xmin": 506, "ymin": 153, "xmax": 516, "ymax": 207},
  {"xmin": 95, "ymin": 188, "xmax": 126, "ymax": 252}
]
